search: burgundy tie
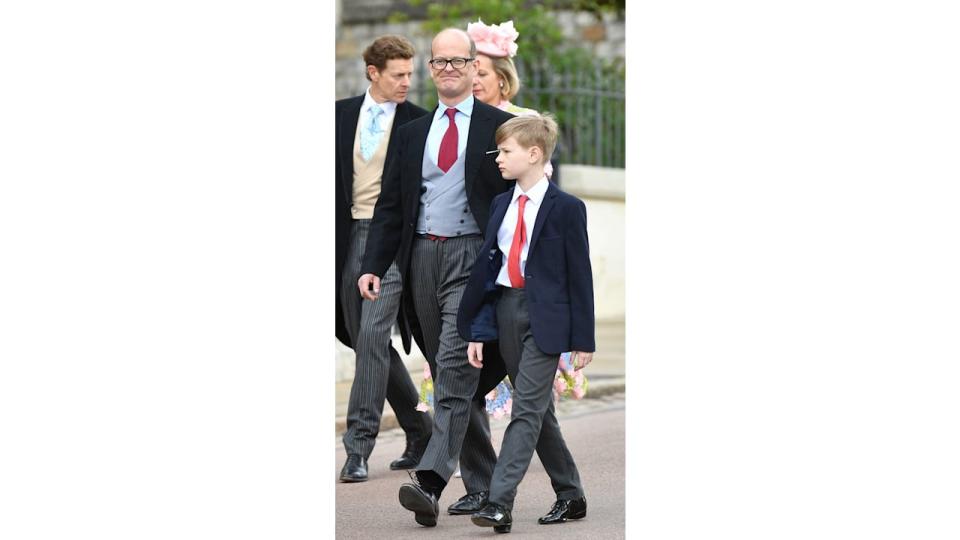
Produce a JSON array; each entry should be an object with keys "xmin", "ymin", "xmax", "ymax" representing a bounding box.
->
[
  {"xmin": 507, "ymin": 195, "xmax": 529, "ymax": 288},
  {"xmin": 437, "ymin": 108, "xmax": 458, "ymax": 172}
]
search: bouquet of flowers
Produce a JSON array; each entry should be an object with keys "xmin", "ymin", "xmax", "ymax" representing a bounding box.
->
[{"xmin": 554, "ymin": 351, "xmax": 588, "ymax": 401}]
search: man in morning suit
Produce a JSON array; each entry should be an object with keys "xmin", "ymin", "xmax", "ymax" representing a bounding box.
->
[
  {"xmin": 335, "ymin": 35, "xmax": 432, "ymax": 483},
  {"xmin": 357, "ymin": 28, "xmax": 513, "ymax": 526}
]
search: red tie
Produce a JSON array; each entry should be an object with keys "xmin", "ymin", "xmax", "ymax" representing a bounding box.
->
[
  {"xmin": 507, "ymin": 195, "xmax": 529, "ymax": 288},
  {"xmin": 437, "ymin": 108, "xmax": 458, "ymax": 172}
]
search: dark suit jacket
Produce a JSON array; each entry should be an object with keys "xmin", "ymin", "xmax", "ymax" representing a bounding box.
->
[
  {"xmin": 457, "ymin": 181, "xmax": 596, "ymax": 355},
  {"xmin": 335, "ymin": 95, "xmax": 428, "ymax": 348}
]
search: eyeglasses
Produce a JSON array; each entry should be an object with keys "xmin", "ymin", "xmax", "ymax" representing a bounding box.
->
[{"xmin": 428, "ymin": 57, "xmax": 474, "ymax": 70}]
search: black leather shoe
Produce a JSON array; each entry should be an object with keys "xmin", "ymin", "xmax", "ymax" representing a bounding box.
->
[
  {"xmin": 447, "ymin": 490, "xmax": 489, "ymax": 515},
  {"xmin": 471, "ymin": 502, "xmax": 512, "ymax": 533},
  {"xmin": 538, "ymin": 496, "xmax": 587, "ymax": 524},
  {"xmin": 390, "ymin": 436, "xmax": 429, "ymax": 470},
  {"xmin": 398, "ymin": 474, "xmax": 439, "ymax": 527},
  {"xmin": 338, "ymin": 455, "xmax": 368, "ymax": 483}
]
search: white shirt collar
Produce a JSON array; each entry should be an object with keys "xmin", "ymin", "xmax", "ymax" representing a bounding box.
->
[
  {"xmin": 362, "ymin": 88, "xmax": 398, "ymax": 116},
  {"xmin": 434, "ymin": 94, "xmax": 474, "ymax": 122},
  {"xmin": 512, "ymin": 176, "xmax": 549, "ymax": 205}
]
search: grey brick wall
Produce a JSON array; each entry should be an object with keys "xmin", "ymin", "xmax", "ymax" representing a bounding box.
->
[{"xmin": 335, "ymin": 3, "xmax": 624, "ymax": 100}]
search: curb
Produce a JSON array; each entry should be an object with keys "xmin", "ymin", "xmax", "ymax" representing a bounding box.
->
[{"xmin": 334, "ymin": 379, "xmax": 625, "ymax": 436}]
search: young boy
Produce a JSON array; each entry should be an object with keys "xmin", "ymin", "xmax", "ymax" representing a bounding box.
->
[{"xmin": 456, "ymin": 114, "xmax": 595, "ymax": 533}]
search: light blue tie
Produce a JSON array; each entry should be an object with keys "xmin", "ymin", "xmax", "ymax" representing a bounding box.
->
[{"xmin": 360, "ymin": 104, "xmax": 384, "ymax": 161}]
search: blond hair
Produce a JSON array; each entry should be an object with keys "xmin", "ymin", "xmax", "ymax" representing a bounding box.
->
[
  {"xmin": 489, "ymin": 55, "xmax": 521, "ymax": 101},
  {"xmin": 495, "ymin": 113, "xmax": 559, "ymax": 162}
]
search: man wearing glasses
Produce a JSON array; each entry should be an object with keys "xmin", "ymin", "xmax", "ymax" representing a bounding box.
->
[{"xmin": 358, "ymin": 28, "xmax": 514, "ymax": 527}]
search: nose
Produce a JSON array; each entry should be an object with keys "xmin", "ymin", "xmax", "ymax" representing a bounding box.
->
[{"xmin": 495, "ymin": 153, "xmax": 503, "ymax": 164}]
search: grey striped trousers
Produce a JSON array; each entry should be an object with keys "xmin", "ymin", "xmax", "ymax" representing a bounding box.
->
[
  {"xmin": 410, "ymin": 235, "xmax": 498, "ymax": 494},
  {"xmin": 340, "ymin": 219, "xmax": 431, "ymax": 458}
]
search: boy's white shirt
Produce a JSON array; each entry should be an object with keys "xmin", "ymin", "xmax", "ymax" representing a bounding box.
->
[{"xmin": 495, "ymin": 175, "xmax": 549, "ymax": 288}]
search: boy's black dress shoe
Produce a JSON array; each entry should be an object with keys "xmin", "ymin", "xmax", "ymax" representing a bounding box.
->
[
  {"xmin": 447, "ymin": 491, "xmax": 489, "ymax": 514},
  {"xmin": 471, "ymin": 502, "xmax": 512, "ymax": 533},
  {"xmin": 398, "ymin": 473, "xmax": 439, "ymax": 527},
  {"xmin": 338, "ymin": 455, "xmax": 368, "ymax": 483},
  {"xmin": 389, "ymin": 436, "xmax": 429, "ymax": 470},
  {"xmin": 538, "ymin": 496, "xmax": 587, "ymax": 524}
]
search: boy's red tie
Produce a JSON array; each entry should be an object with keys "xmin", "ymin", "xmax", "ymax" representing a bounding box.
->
[
  {"xmin": 437, "ymin": 108, "xmax": 458, "ymax": 172},
  {"xmin": 507, "ymin": 194, "xmax": 529, "ymax": 288}
]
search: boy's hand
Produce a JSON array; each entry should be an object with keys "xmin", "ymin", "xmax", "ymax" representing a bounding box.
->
[
  {"xmin": 571, "ymin": 351, "xmax": 593, "ymax": 370},
  {"xmin": 357, "ymin": 274, "xmax": 381, "ymax": 301},
  {"xmin": 467, "ymin": 342, "xmax": 484, "ymax": 369}
]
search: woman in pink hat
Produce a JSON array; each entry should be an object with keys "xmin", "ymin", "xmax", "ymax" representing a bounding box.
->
[{"xmin": 466, "ymin": 19, "xmax": 537, "ymax": 116}]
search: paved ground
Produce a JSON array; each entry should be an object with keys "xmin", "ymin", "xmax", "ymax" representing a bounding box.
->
[{"xmin": 334, "ymin": 393, "xmax": 626, "ymax": 539}]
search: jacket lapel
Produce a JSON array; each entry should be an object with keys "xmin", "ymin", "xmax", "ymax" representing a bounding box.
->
[
  {"xmin": 528, "ymin": 181, "xmax": 557, "ymax": 256},
  {"xmin": 486, "ymin": 192, "xmax": 511, "ymax": 241},
  {"xmin": 388, "ymin": 101, "xmax": 411, "ymax": 152},
  {"xmin": 382, "ymin": 101, "xmax": 410, "ymax": 180},
  {"xmin": 483, "ymin": 194, "xmax": 511, "ymax": 285},
  {"xmin": 339, "ymin": 96, "xmax": 363, "ymax": 200},
  {"xmin": 403, "ymin": 114, "xmax": 432, "ymax": 211},
  {"xmin": 464, "ymin": 101, "xmax": 493, "ymax": 197}
]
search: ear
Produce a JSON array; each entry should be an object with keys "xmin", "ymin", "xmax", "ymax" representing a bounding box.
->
[
  {"xmin": 367, "ymin": 65, "xmax": 380, "ymax": 82},
  {"xmin": 528, "ymin": 145, "xmax": 543, "ymax": 164}
]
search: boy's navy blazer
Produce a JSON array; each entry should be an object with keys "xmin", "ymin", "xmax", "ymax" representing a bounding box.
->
[
  {"xmin": 334, "ymin": 95, "xmax": 428, "ymax": 348},
  {"xmin": 457, "ymin": 181, "xmax": 596, "ymax": 355}
]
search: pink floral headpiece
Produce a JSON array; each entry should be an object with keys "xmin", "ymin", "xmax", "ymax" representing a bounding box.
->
[{"xmin": 466, "ymin": 19, "xmax": 519, "ymax": 59}]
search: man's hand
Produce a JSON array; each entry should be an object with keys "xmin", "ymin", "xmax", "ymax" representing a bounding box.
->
[
  {"xmin": 467, "ymin": 342, "xmax": 484, "ymax": 369},
  {"xmin": 571, "ymin": 351, "xmax": 593, "ymax": 371},
  {"xmin": 357, "ymin": 274, "xmax": 381, "ymax": 301}
]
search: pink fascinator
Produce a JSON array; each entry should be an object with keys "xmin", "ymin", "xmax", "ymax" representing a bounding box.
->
[{"xmin": 466, "ymin": 19, "xmax": 519, "ymax": 58}]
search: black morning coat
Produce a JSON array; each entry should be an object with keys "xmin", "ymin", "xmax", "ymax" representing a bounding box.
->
[{"xmin": 335, "ymin": 95, "xmax": 428, "ymax": 348}]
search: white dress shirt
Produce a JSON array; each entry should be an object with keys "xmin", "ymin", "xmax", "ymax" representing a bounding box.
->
[
  {"xmin": 496, "ymin": 177, "xmax": 550, "ymax": 287},
  {"xmin": 426, "ymin": 95, "xmax": 473, "ymax": 165},
  {"xmin": 358, "ymin": 88, "xmax": 398, "ymax": 134}
]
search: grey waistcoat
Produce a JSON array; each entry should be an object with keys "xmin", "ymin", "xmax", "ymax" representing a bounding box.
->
[{"xmin": 416, "ymin": 148, "xmax": 481, "ymax": 236}]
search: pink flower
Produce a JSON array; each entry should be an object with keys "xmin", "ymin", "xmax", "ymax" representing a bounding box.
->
[
  {"xmin": 422, "ymin": 362, "xmax": 431, "ymax": 380},
  {"xmin": 416, "ymin": 402, "xmax": 430, "ymax": 412},
  {"xmin": 467, "ymin": 19, "xmax": 519, "ymax": 58}
]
